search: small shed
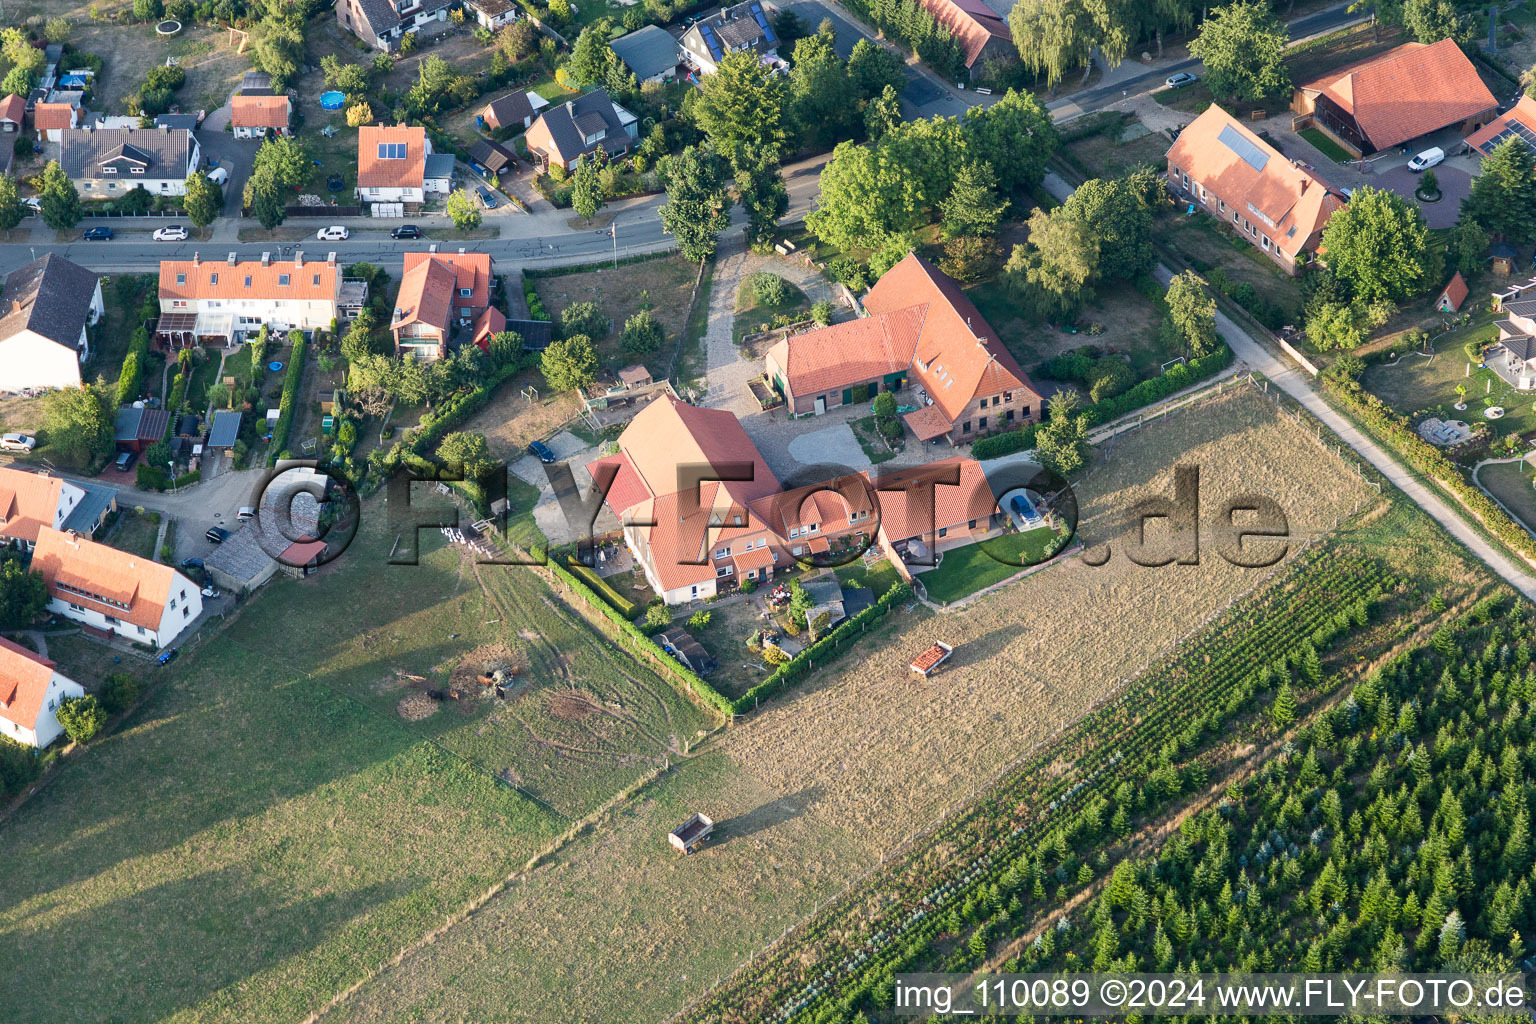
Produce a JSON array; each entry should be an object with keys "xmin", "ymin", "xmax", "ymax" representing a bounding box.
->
[
  {"xmin": 658, "ymin": 627, "xmax": 718, "ymax": 676},
  {"xmin": 802, "ymin": 577, "xmax": 846, "ymax": 638},
  {"xmin": 1492, "ymin": 243, "xmax": 1519, "ymax": 277},
  {"xmin": 319, "ymin": 390, "xmax": 338, "ymax": 414},
  {"xmin": 1437, "ymin": 271, "xmax": 1469, "ymax": 312},
  {"xmin": 113, "ymin": 406, "xmax": 172, "ymax": 453},
  {"xmin": 279, "ymin": 538, "xmax": 327, "ymax": 578},
  {"xmin": 618, "ymin": 364, "xmax": 654, "ymax": 389},
  {"xmin": 910, "ymin": 641, "xmax": 954, "ymax": 677},
  {"xmin": 668, "ymin": 812, "xmax": 714, "ymax": 853}
]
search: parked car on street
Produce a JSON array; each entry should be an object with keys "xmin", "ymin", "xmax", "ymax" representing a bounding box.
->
[
  {"xmin": 476, "ymin": 186, "xmax": 498, "ymax": 209},
  {"xmin": 205, "ymin": 525, "xmax": 230, "ymax": 543},
  {"xmin": 316, "ymin": 225, "xmax": 349, "ymax": 241},
  {"xmin": 1164, "ymin": 71, "xmax": 1199, "ymax": 88},
  {"xmin": 1407, "ymin": 147, "xmax": 1445, "ymax": 172},
  {"xmin": 527, "ymin": 439, "xmax": 556, "ymax": 463},
  {"xmin": 153, "ymin": 225, "xmax": 189, "ymax": 241},
  {"xmin": 390, "ymin": 224, "xmax": 421, "ymax": 239},
  {"xmin": 83, "ymin": 226, "xmax": 114, "ymax": 240},
  {"xmin": 0, "ymin": 433, "xmax": 36, "ymax": 453}
]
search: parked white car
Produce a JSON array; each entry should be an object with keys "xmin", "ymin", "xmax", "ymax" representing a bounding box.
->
[
  {"xmin": 316, "ymin": 225, "xmax": 349, "ymax": 241},
  {"xmin": 1407, "ymin": 147, "xmax": 1445, "ymax": 172},
  {"xmin": 152, "ymin": 225, "xmax": 189, "ymax": 241},
  {"xmin": 207, "ymin": 166, "xmax": 230, "ymax": 186},
  {"xmin": 20, "ymin": 196, "xmax": 41, "ymax": 211},
  {"xmin": 0, "ymin": 433, "xmax": 37, "ymax": 453}
]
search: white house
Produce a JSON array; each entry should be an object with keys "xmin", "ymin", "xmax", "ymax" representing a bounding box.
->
[
  {"xmin": 0, "ymin": 466, "xmax": 87, "ymax": 550},
  {"xmin": 0, "ymin": 254, "xmax": 103, "ymax": 393},
  {"xmin": 154, "ymin": 251, "xmax": 368, "ymax": 348},
  {"xmin": 467, "ymin": 0, "xmax": 519, "ymax": 28},
  {"xmin": 336, "ymin": 0, "xmax": 452, "ymax": 51},
  {"xmin": 58, "ymin": 124, "xmax": 201, "ymax": 199},
  {"xmin": 32, "ymin": 526, "xmax": 204, "ymax": 649},
  {"xmin": 0, "ymin": 637, "xmax": 85, "ymax": 749},
  {"xmin": 357, "ymin": 124, "xmax": 431, "ymax": 206}
]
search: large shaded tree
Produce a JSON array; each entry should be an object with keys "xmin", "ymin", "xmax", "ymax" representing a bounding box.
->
[
  {"xmin": 808, "ymin": 117, "xmax": 965, "ymax": 253},
  {"xmin": 38, "ymin": 160, "xmax": 80, "ymax": 230},
  {"xmin": 940, "ymin": 161, "xmax": 1009, "ymax": 238},
  {"xmin": 789, "ymin": 28, "xmax": 857, "ymax": 149},
  {"xmin": 692, "ymin": 48, "xmax": 790, "ymax": 163},
  {"xmin": 1008, "ymin": 0, "xmax": 1133, "ymax": 88},
  {"xmin": 959, "ymin": 89, "xmax": 1059, "ymax": 194},
  {"xmin": 1319, "ymin": 185, "xmax": 1433, "ymax": 303},
  {"xmin": 1163, "ymin": 270, "xmax": 1218, "ymax": 358},
  {"xmin": 736, "ymin": 144, "xmax": 789, "ymax": 250},
  {"xmin": 1187, "ymin": 0, "xmax": 1291, "ymax": 102},
  {"xmin": 1061, "ymin": 175, "xmax": 1155, "ymax": 281},
  {"xmin": 658, "ymin": 146, "xmax": 733, "ymax": 262},
  {"xmin": 1006, "ymin": 205, "xmax": 1100, "ymax": 319},
  {"xmin": 41, "ymin": 383, "xmax": 113, "ymax": 467},
  {"xmin": 540, "ymin": 334, "xmax": 599, "ymax": 392},
  {"xmin": 1464, "ymin": 137, "xmax": 1536, "ymax": 244}
]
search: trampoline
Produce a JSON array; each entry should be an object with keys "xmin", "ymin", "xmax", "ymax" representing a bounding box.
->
[
  {"xmin": 319, "ymin": 91, "xmax": 346, "ymax": 110},
  {"xmin": 269, "ymin": 361, "xmax": 284, "ymax": 372}
]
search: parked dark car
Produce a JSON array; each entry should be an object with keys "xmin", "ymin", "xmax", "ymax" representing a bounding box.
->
[
  {"xmin": 476, "ymin": 185, "xmax": 498, "ymax": 209},
  {"xmin": 390, "ymin": 224, "xmax": 422, "ymax": 239},
  {"xmin": 113, "ymin": 450, "xmax": 136, "ymax": 471},
  {"xmin": 205, "ymin": 526, "xmax": 230, "ymax": 543},
  {"xmin": 527, "ymin": 440, "xmax": 556, "ymax": 463},
  {"xmin": 181, "ymin": 557, "xmax": 204, "ymax": 569},
  {"xmin": 156, "ymin": 648, "xmax": 179, "ymax": 666},
  {"xmin": 83, "ymin": 226, "xmax": 114, "ymax": 240}
]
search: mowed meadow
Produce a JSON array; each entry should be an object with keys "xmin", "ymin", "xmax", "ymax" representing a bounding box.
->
[
  {"xmin": 324, "ymin": 387, "xmax": 1386, "ymax": 1024},
  {"xmin": 0, "ymin": 492, "xmax": 717, "ymax": 1024}
]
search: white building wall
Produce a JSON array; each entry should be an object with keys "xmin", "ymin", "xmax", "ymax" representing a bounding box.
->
[
  {"xmin": 48, "ymin": 571, "xmax": 204, "ymax": 648},
  {"xmin": 0, "ymin": 330, "xmax": 85, "ymax": 392}
]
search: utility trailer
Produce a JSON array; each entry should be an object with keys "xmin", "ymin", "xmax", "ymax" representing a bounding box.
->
[
  {"xmin": 910, "ymin": 641, "xmax": 954, "ymax": 678},
  {"xmin": 669, "ymin": 812, "xmax": 714, "ymax": 854}
]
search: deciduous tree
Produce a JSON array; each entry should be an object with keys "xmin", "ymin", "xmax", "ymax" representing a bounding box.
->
[
  {"xmin": 1006, "ymin": 206, "xmax": 1099, "ymax": 319},
  {"xmin": 1062, "ymin": 175, "xmax": 1155, "ymax": 281},
  {"xmin": 0, "ymin": 175, "xmax": 23, "ymax": 233},
  {"xmin": 658, "ymin": 145, "xmax": 733, "ymax": 262},
  {"xmin": 540, "ymin": 334, "xmax": 599, "ymax": 392},
  {"xmin": 959, "ymin": 89, "xmax": 1059, "ymax": 194},
  {"xmin": 571, "ymin": 159, "xmax": 606, "ymax": 221},
  {"xmin": 41, "ymin": 383, "xmax": 113, "ymax": 467},
  {"xmin": 736, "ymin": 145, "xmax": 789, "ymax": 250},
  {"xmin": 445, "ymin": 189, "xmax": 483, "ymax": 230},
  {"xmin": 1163, "ymin": 270, "xmax": 1218, "ymax": 358},
  {"xmin": 182, "ymin": 170, "xmax": 222, "ymax": 229},
  {"xmin": 437, "ymin": 431, "xmax": 494, "ymax": 477},
  {"xmin": 1034, "ymin": 390, "xmax": 1091, "ymax": 475},
  {"xmin": 940, "ymin": 161, "xmax": 1009, "ymax": 238},
  {"xmin": 1187, "ymin": 0, "xmax": 1292, "ymax": 102},
  {"xmin": 1320, "ymin": 185, "xmax": 1433, "ymax": 303},
  {"xmin": 0, "ymin": 559, "xmax": 47, "ymax": 629},
  {"xmin": 693, "ymin": 49, "xmax": 790, "ymax": 162},
  {"xmin": 39, "ymin": 160, "xmax": 80, "ymax": 230}
]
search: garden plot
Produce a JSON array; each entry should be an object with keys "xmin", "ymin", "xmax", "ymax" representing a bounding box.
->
[
  {"xmin": 320, "ymin": 385, "xmax": 1379, "ymax": 1024},
  {"xmin": 530, "ymin": 255, "xmax": 702, "ymax": 379}
]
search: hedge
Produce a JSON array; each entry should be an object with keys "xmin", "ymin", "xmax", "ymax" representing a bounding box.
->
[
  {"xmin": 1325, "ymin": 376, "xmax": 1536, "ymax": 565},
  {"xmin": 970, "ymin": 345, "xmax": 1233, "ymax": 460},
  {"xmin": 267, "ymin": 334, "xmax": 307, "ymax": 466},
  {"xmin": 405, "ymin": 350, "xmax": 540, "ymax": 457},
  {"xmin": 732, "ymin": 581, "xmax": 913, "ymax": 713},
  {"xmin": 115, "ymin": 326, "xmax": 150, "ymax": 405},
  {"xmin": 566, "ymin": 559, "xmax": 643, "ymax": 618},
  {"xmin": 524, "ymin": 277, "xmax": 550, "ymax": 322},
  {"xmin": 548, "ymin": 561, "xmax": 735, "ymax": 715}
]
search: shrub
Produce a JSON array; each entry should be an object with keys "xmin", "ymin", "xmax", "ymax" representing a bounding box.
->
[
  {"xmin": 559, "ymin": 300, "xmax": 607, "ymax": 339},
  {"xmin": 688, "ymin": 609, "xmax": 711, "ymax": 630},
  {"xmin": 0, "ymin": 736, "xmax": 42, "ymax": 797},
  {"xmin": 750, "ymin": 272, "xmax": 789, "ymax": 306},
  {"xmin": 811, "ymin": 300, "xmax": 834, "ymax": 326},
  {"xmin": 100, "ymin": 673, "xmax": 144, "ymax": 715},
  {"xmin": 621, "ymin": 308, "xmax": 664, "ymax": 354},
  {"xmin": 644, "ymin": 602, "xmax": 672, "ymax": 632},
  {"xmin": 56, "ymin": 694, "xmax": 107, "ymax": 744},
  {"xmin": 567, "ymin": 561, "xmax": 642, "ymax": 618}
]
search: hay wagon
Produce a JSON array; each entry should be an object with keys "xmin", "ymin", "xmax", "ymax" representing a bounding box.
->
[{"xmin": 669, "ymin": 812, "xmax": 714, "ymax": 854}]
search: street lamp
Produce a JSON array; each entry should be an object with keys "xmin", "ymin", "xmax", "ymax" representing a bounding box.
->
[{"xmin": 168, "ymin": 461, "xmax": 177, "ymax": 495}]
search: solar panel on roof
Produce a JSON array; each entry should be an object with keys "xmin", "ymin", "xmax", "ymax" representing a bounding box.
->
[
  {"xmin": 699, "ymin": 24, "xmax": 722, "ymax": 59},
  {"xmin": 753, "ymin": 9, "xmax": 774, "ymax": 42},
  {"xmin": 1217, "ymin": 123, "xmax": 1269, "ymax": 172},
  {"xmin": 1480, "ymin": 120, "xmax": 1536, "ymax": 155}
]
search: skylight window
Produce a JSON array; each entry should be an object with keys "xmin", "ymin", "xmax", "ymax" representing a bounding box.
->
[{"xmin": 377, "ymin": 142, "xmax": 408, "ymax": 159}]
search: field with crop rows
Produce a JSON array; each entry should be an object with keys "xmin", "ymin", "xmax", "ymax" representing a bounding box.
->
[{"xmin": 315, "ymin": 385, "xmax": 1382, "ymax": 1024}]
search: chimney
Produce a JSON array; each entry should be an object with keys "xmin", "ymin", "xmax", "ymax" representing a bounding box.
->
[
  {"xmin": 327, "ymin": 251, "xmax": 336, "ymax": 264},
  {"xmin": 227, "ymin": 252, "xmax": 237, "ymax": 265},
  {"xmin": 260, "ymin": 252, "xmax": 271, "ymax": 266},
  {"xmin": 294, "ymin": 250, "xmax": 304, "ymax": 268},
  {"xmin": 191, "ymin": 251, "xmax": 199, "ymax": 266}
]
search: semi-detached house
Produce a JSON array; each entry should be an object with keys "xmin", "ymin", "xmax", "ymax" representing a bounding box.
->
[
  {"xmin": 0, "ymin": 637, "xmax": 85, "ymax": 749},
  {"xmin": 390, "ymin": 250, "xmax": 497, "ymax": 361},
  {"xmin": 155, "ymin": 252, "xmax": 368, "ymax": 348},
  {"xmin": 32, "ymin": 525, "xmax": 203, "ymax": 649},
  {"xmin": 58, "ymin": 124, "xmax": 200, "ymax": 199}
]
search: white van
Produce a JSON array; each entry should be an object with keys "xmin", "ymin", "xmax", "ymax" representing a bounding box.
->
[{"xmin": 1407, "ymin": 147, "xmax": 1445, "ymax": 172}]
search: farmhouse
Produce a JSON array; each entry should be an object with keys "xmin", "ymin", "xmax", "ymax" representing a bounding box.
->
[
  {"xmin": 32, "ymin": 526, "xmax": 204, "ymax": 648},
  {"xmin": 58, "ymin": 124, "xmax": 200, "ymax": 199},
  {"xmin": 914, "ymin": 0, "xmax": 1014, "ymax": 72},
  {"xmin": 1165, "ymin": 104, "xmax": 1346, "ymax": 275},
  {"xmin": 1292, "ymin": 38, "xmax": 1496, "ymax": 156},
  {"xmin": 765, "ymin": 253, "xmax": 1043, "ymax": 443},
  {"xmin": 337, "ymin": 0, "xmax": 452, "ymax": 51},
  {"xmin": 156, "ymin": 252, "xmax": 366, "ymax": 348},
  {"xmin": 0, "ymin": 637, "xmax": 85, "ymax": 749},
  {"xmin": 523, "ymin": 89, "xmax": 639, "ymax": 172},
  {"xmin": 680, "ymin": 2, "xmax": 778, "ymax": 75},
  {"xmin": 230, "ymin": 93, "xmax": 293, "ymax": 139},
  {"xmin": 611, "ymin": 25, "xmax": 682, "ymax": 84},
  {"xmin": 357, "ymin": 124, "xmax": 432, "ymax": 205},
  {"xmin": 391, "ymin": 251, "xmax": 496, "ymax": 360},
  {"xmin": 0, "ymin": 253, "xmax": 102, "ymax": 392},
  {"xmin": 0, "ymin": 467, "xmax": 88, "ymax": 550}
]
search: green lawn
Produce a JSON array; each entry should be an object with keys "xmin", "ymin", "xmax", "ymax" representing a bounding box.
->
[
  {"xmin": 107, "ymin": 509, "xmax": 162, "ymax": 558},
  {"xmin": 833, "ymin": 557, "xmax": 901, "ymax": 597},
  {"xmin": 849, "ymin": 414, "xmax": 899, "ymax": 465},
  {"xmin": 1477, "ymin": 458, "xmax": 1536, "ymax": 535},
  {"xmin": 0, "ymin": 494, "xmax": 717, "ymax": 1024},
  {"xmin": 918, "ymin": 527, "xmax": 1070, "ymax": 605},
  {"xmin": 733, "ymin": 277, "xmax": 811, "ymax": 347},
  {"xmin": 1298, "ymin": 126, "xmax": 1353, "ymax": 163}
]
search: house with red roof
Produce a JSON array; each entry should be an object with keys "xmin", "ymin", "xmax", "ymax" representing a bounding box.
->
[
  {"xmin": 1166, "ymin": 104, "xmax": 1347, "ymax": 274},
  {"xmin": 1466, "ymin": 94, "xmax": 1536, "ymax": 158},
  {"xmin": 0, "ymin": 93, "xmax": 24, "ymax": 133},
  {"xmin": 765, "ymin": 253, "xmax": 1043, "ymax": 444},
  {"xmin": 391, "ymin": 251, "xmax": 496, "ymax": 360},
  {"xmin": 230, "ymin": 94, "xmax": 293, "ymax": 138},
  {"xmin": 1292, "ymin": 38, "xmax": 1497, "ymax": 157},
  {"xmin": 0, "ymin": 636, "xmax": 85, "ymax": 748},
  {"xmin": 156, "ymin": 251, "xmax": 368, "ymax": 348},
  {"xmin": 916, "ymin": 0, "xmax": 1015, "ymax": 72},
  {"xmin": 357, "ymin": 124, "xmax": 432, "ymax": 205},
  {"xmin": 32, "ymin": 526, "xmax": 203, "ymax": 648},
  {"xmin": 586, "ymin": 396, "xmax": 1010, "ymax": 604},
  {"xmin": 0, "ymin": 466, "xmax": 88, "ymax": 550}
]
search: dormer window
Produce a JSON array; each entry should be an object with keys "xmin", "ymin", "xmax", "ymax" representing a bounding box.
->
[
  {"xmin": 103, "ymin": 166, "xmax": 117, "ymax": 174},
  {"xmin": 459, "ymin": 288, "xmax": 472, "ymax": 298},
  {"xmin": 130, "ymin": 167, "xmax": 144, "ymax": 174}
]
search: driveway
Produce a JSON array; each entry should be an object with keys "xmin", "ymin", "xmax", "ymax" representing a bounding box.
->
[
  {"xmin": 197, "ymin": 95, "xmax": 258, "ymax": 213},
  {"xmin": 1373, "ymin": 164, "xmax": 1470, "ymax": 229}
]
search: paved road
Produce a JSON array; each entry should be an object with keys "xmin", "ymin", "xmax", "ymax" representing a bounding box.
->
[{"xmin": 1041, "ymin": 169, "xmax": 1536, "ymax": 602}]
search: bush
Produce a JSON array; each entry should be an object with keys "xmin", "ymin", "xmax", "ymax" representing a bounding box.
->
[
  {"xmin": 559, "ymin": 299, "xmax": 606, "ymax": 339},
  {"xmin": 643, "ymin": 601, "xmax": 672, "ymax": 632},
  {"xmin": 688, "ymin": 610, "xmax": 711, "ymax": 630},
  {"xmin": 811, "ymin": 300, "xmax": 834, "ymax": 326},
  {"xmin": 621, "ymin": 308, "xmax": 664, "ymax": 354},
  {"xmin": 749, "ymin": 272, "xmax": 789, "ymax": 306},
  {"xmin": 56, "ymin": 695, "xmax": 107, "ymax": 744},
  {"xmin": 0, "ymin": 736, "xmax": 42, "ymax": 797},
  {"xmin": 100, "ymin": 673, "xmax": 144, "ymax": 715},
  {"xmin": 267, "ymin": 333, "xmax": 306, "ymax": 465}
]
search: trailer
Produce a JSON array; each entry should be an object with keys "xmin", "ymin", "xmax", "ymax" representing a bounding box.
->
[
  {"xmin": 669, "ymin": 812, "xmax": 714, "ymax": 854},
  {"xmin": 910, "ymin": 641, "xmax": 954, "ymax": 678}
]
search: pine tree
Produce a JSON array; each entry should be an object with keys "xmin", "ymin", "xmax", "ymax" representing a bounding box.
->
[
  {"xmin": 939, "ymin": 160, "xmax": 1009, "ymax": 239},
  {"xmin": 1271, "ymin": 681, "xmax": 1297, "ymax": 728},
  {"xmin": 1465, "ymin": 136, "xmax": 1536, "ymax": 243}
]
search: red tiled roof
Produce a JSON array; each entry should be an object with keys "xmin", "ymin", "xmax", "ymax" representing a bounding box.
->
[
  {"xmin": 33, "ymin": 102, "xmax": 76, "ymax": 132},
  {"xmin": 357, "ymin": 124, "xmax": 427, "ymax": 189},
  {"xmin": 1166, "ymin": 104, "xmax": 1345, "ymax": 259},
  {"xmin": 585, "ymin": 451, "xmax": 652, "ymax": 514},
  {"xmin": 1301, "ymin": 39, "xmax": 1496, "ymax": 151},
  {"xmin": 0, "ymin": 635, "xmax": 60, "ymax": 734},
  {"xmin": 159, "ymin": 258, "xmax": 339, "ymax": 302},
  {"xmin": 1466, "ymin": 94, "xmax": 1536, "ymax": 152},
  {"xmin": 916, "ymin": 0, "xmax": 1011, "ymax": 69},
  {"xmin": 0, "ymin": 93, "xmax": 23, "ymax": 125},
  {"xmin": 0, "ymin": 467, "xmax": 64, "ymax": 544},
  {"xmin": 391, "ymin": 257, "xmax": 456, "ymax": 337},
  {"xmin": 472, "ymin": 305, "xmax": 507, "ymax": 350},
  {"xmin": 873, "ymin": 456, "xmax": 997, "ymax": 542},
  {"xmin": 1439, "ymin": 271, "xmax": 1469, "ymax": 311},
  {"xmin": 902, "ymin": 404, "xmax": 953, "ymax": 441},
  {"xmin": 767, "ymin": 308, "xmax": 920, "ymax": 397},
  {"xmin": 282, "ymin": 539, "xmax": 327, "ymax": 564},
  {"xmin": 401, "ymin": 251, "xmax": 492, "ymax": 309},
  {"xmin": 32, "ymin": 526, "xmax": 186, "ymax": 632},
  {"xmin": 732, "ymin": 546, "xmax": 776, "ymax": 573},
  {"xmin": 230, "ymin": 94, "xmax": 291, "ymax": 129}
]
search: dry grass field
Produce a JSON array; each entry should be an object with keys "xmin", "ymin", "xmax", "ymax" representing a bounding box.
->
[
  {"xmin": 530, "ymin": 255, "xmax": 702, "ymax": 379},
  {"xmin": 320, "ymin": 385, "xmax": 1382, "ymax": 1024}
]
